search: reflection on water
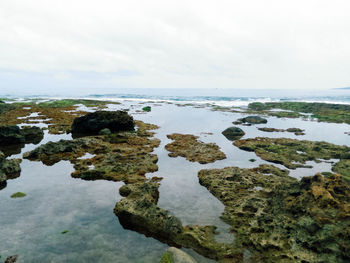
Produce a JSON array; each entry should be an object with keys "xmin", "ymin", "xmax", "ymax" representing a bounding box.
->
[{"xmin": 1, "ymin": 101, "xmax": 350, "ymax": 262}]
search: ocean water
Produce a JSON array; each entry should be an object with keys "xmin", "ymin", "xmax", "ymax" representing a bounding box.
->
[{"xmin": 1, "ymin": 92, "xmax": 350, "ymax": 262}]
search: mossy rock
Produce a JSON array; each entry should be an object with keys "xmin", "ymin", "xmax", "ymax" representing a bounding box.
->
[
  {"xmin": 142, "ymin": 106, "xmax": 151, "ymax": 112},
  {"xmin": 160, "ymin": 252, "xmax": 174, "ymax": 263},
  {"xmin": 10, "ymin": 192, "xmax": 26, "ymax": 198}
]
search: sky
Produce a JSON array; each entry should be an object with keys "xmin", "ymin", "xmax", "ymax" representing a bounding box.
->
[{"xmin": 1, "ymin": 0, "xmax": 350, "ymax": 95}]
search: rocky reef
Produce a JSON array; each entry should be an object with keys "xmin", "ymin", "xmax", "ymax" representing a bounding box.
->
[
  {"xmin": 234, "ymin": 137, "xmax": 350, "ymax": 181},
  {"xmin": 0, "ymin": 99, "xmax": 119, "ymax": 134},
  {"xmin": 165, "ymin": 134, "xmax": 226, "ymax": 164},
  {"xmin": 24, "ymin": 120, "xmax": 160, "ymax": 183},
  {"xmin": 71, "ymin": 110, "xmax": 134, "ymax": 136},
  {"xmin": 249, "ymin": 101, "xmax": 350, "ymax": 124},
  {"xmin": 258, "ymin": 127, "xmax": 305, "ymax": 135},
  {"xmin": 0, "ymin": 151, "xmax": 21, "ymax": 190},
  {"xmin": 198, "ymin": 165, "xmax": 350, "ymax": 262},
  {"xmin": 114, "ymin": 179, "xmax": 243, "ymax": 262},
  {"xmin": 221, "ymin": 127, "xmax": 245, "ymax": 141}
]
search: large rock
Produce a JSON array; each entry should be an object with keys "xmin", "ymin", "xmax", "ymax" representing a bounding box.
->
[
  {"xmin": 0, "ymin": 151, "xmax": 21, "ymax": 190},
  {"xmin": 0, "ymin": 125, "xmax": 43, "ymax": 146},
  {"xmin": 71, "ymin": 111, "xmax": 134, "ymax": 135},
  {"xmin": 222, "ymin": 127, "xmax": 245, "ymax": 141}
]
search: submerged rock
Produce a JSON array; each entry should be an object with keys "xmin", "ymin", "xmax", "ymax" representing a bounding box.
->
[
  {"xmin": 221, "ymin": 127, "xmax": 245, "ymax": 141},
  {"xmin": 161, "ymin": 247, "xmax": 197, "ymax": 263},
  {"xmin": 258, "ymin": 127, "xmax": 305, "ymax": 135},
  {"xmin": 198, "ymin": 165, "xmax": 350, "ymax": 262},
  {"xmin": 5, "ymin": 255, "xmax": 18, "ymax": 263},
  {"xmin": 10, "ymin": 192, "xmax": 26, "ymax": 198},
  {"xmin": 165, "ymin": 134, "xmax": 226, "ymax": 164},
  {"xmin": 114, "ymin": 180, "xmax": 243, "ymax": 261},
  {"xmin": 71, "ymin": 110, "xmax": 134, "ymax": 135},
  {"xmin": 142, "ymin": 106, "xmax": 151, "ymax": 112}
]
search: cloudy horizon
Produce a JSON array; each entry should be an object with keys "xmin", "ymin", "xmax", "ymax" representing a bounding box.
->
[{"xmin": 1, "ymin": 0, "xmax": 350, "ymax": 95}]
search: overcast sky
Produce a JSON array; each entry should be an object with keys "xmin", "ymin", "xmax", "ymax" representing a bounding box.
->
[{"xmin": 1, "ymin": 0, "xmax": 350, "ymax": 95}]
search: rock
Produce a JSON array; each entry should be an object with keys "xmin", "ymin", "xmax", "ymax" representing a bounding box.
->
[
  {"xmin": 5, "ymin": 255, "xmax": 18, "ymax": 263},
  {"xmin": 24, "ymin": 121, "xmax": 160, "ymax": 184},
  {"xmin": 165, "ymin": 134, "xmax": 226, "ymax": 164},
  {"xmin": 237, "ymin": 116, "xmax": 267, "ymax": 124},
  {"xmin": 0, "ymin": 151, "xmax": 21, "ymax": 190},
  {"xmin": 99, "ymin": 128, "xmax": 111, "ymax": 135},
  {"xmin": 0, "ymin": 126, "xmax": 25, "ymax": 145},
  {"xmin": 0, "ymin": 125, "xmax": 43, "ymax": 147},
  {"xmin": 71, "ymin": 110, "xmax": 134, "ymax": 135},
  {"xmin": 234, "ymin": 137, "xmax": 350, "ymax": 173},
  {"xmin": 258, "ymin": 127, "xmax": 305, "ymax": 135},
  {"xmin": 222, "ymin": 127, "xmax": 245, "ymax": 141},
  {"xmin": 198, "ymin": 165, "xmax": 350, "ymax": 262},
  {"xmin": 142, "ymin": 106, "xmax": 151, "ymax": 112},
  {"xmin": 166, "ymin": 247, "xmax": 197, "ymax": 263},
  {"xmin": 114, "ymin": 180, "xmax": 243, "ymax": 261},
  {"xmin": 10, "ymin": 192, "xmax": 26, "ymax": 198}
]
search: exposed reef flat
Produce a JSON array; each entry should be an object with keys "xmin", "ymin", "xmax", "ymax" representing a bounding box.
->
[
  {"xmin": 114, "ymin": 179, "xmax": 243, "ymax": 262},
  {"xmin": 198, "ymin": 165, "xmax": 350, "ymax": 262},
  {"xmin": 0, "ymin": 99, "xmax": 119, "ymax": 134},
  {"xmin": 257, "ymin": 127, "xmax": 305, "ymax": 135},
  {"xmin": 249, "ymin": 101, "xmax": 350, "ymax": 124},
  {"xmin": 234, "ymin": 137, "xmax": 350, "ymax": 181},
  {"xmin": 165, "ymin": 134, "xmax": 226, "ymax": 164},
  {"xmin": 23, "ymin": 120, "xmax": 160, "ymax": 184}
]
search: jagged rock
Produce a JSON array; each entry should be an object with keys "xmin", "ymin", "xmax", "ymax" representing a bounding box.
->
[
  {"xmin": 5, "ymin": 255, "xmax": 18, "ymax": 263},
  {"xmin": 198, "ymin": 165, "xmax": 350, "ymax": 262},
  {"xmin": 71, "ymin": 110, "xmax": 134, "ymax": 135},
  {"xmin": 221, "ymin": 127, "xmax": 245, "ymax": 141},
  {"xmin": 114, "ymin": 180, "xmax": 243, "ymax": 261},
  {"xmin": 165, "ymin": 134, "xmax": 226, "ymax": 164}
]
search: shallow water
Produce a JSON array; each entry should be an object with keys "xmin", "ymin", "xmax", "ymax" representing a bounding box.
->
[{"xmin": 1, "ymin": 101, "xmax": 350, "ymax": 262}]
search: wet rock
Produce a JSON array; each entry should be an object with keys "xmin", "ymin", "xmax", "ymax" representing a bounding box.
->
[
  {"xmin": 221, "ymin": 127, "xmax": 245, "ymax": 141},
  {"xmin": 258, "ymin": 127, "xmax": 305, "ymax": 135},
  {"xmin": 0, "ymin": 151, "xmax": 21, "ymax": 190},
  {"xmin": 71, "ymin": 110, "xmax": 134, "ymax": 135},
  {"xmin": 235, "ymin": 116, "xmax": 267, "ymax": 125},
  {"xmin": 198, "ymin": 165, "xmax": 350, "ymax": 262},
  {"xmin": 0, "ymin": 125, "xmax": 44, "ymax": 147},
  {"xmin": 142, "ymin": 106, "xmax": 151, "ymax": 112},
  {"xmin": 5, "ymin": 255, "xmax": 18, "ymax": 263},
  {"xmin": 24, "ymin": 121, "xmax": 160, "ymax": 183},
  {"xmin": 99, "ymin": 128, "xmax": 111, "ymax": 135},
  {"xmin": 165, "ymin": 134, "xmax": 226, "ymax": 164},
  {"xmin": 10, "ymin": 192, "xmax": 26, "ymax": 198},
  {"xmin": 163, "ymin": 247, "xmax": 197, "ymax": 263},
  {"xmin": 234, "ymin": 137, "xmax": 350, "ymax": 171},
  {"xmin": 114, "ymin": 180, "xmax": 243, "ymax": 261}
]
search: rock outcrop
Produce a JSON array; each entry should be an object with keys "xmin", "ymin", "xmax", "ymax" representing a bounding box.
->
[
  {"xmin": 114, "ymin": 180, "xmax": 243, "ymax": 262},
  {"xmin": 0, "ymin": 151, "xmax": 21, "ymax": 190},
  {"xmin": 71, "ymin": 110, "xmax": 134, "ymax": 136},
  {"xmin": 234, "ymin": 116, "xmax": 267, "ymax": 125},
  {"xmin": 165, "ymin": 134, "xmax": 226, "ymax": 164},
  {"xmin": 198, "ymin": 165, "xmax": 350, "ymax": 262}
]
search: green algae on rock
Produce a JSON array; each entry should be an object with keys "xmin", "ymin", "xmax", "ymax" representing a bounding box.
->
[
  {"xmin": 142, "ymin": 106, "xmax": 151, "ymax": 112},
  {"xmin": 23, "ymin": 120, "xmax": 160, "ymax": 184},
  {"xmin": 165, "ymin": 134, "xmax": 226, "ymax": 164},
  {"xmin": 115, "ymin": 180, "xmax": 243, "ymax": 262},
  {"xmin": 258, "ymin": 127, "xmax": 305, "ymax": 135},
  {"xmin": 198, "ymin": 165, "xmax": 350, "ymax": 262},
  {"xmin": 249, "ymin": 101, "xmax": 350, "ymax": 124},
  {"xmin": 234, "ymin": 116, "xmax": 267, "ymax": 125},
  {"xmin": 234, "ymin": 137, "xmax": 350, "ymax": 169},
  {"xmin": 10, "ymin": 192, "xmax": 26, "ymax": 198}
]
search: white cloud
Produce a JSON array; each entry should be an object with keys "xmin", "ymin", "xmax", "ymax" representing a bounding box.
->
[{"xmin": 1, "ymin": 0, "xmax": 350, "ymax": 92}]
